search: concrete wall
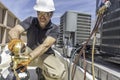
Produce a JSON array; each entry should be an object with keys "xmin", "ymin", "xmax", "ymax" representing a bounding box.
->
[{"xmin": 0, "ymin": 2, "xmax": 26, "ymax": 49}]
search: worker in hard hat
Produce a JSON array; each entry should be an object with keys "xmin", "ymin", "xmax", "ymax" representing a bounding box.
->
[{"xmin": 8, "ymin": 0, "xmax": 66, "ymax": 80}]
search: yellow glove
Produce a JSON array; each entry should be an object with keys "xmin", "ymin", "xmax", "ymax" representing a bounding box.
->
[
  {"xmin": 16, "ymin": 54, "xmax": 32, "ymax": 72},
  {"xmin": 8, "ymin": 39, "xmax": 25, "ymax": 55}
]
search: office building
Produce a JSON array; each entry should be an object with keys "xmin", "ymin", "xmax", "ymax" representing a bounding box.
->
[
  {"xmin": 58, "ymin": 11, "xmax": 91, "ymax": 47},
  {"xmin": 0, "ymin": 2, "xmax": 26, "ymax": 49}
]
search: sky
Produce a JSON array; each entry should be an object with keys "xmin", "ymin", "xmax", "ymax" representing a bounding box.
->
[{"xmin": 0, "ymin": 0, "xmax": 96, "ymax": 25}]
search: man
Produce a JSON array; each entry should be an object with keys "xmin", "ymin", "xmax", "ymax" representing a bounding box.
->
[{"xmin": 8, "ymin": 0, "xmax": 66, "ymax": 80}]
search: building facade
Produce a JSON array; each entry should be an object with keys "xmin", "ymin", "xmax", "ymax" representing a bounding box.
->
[
  {"xmin": 58, "ymin": 11, "xmax": 91, "ymax": 47},
  {"xmin": 0, "ymin": 2, "xmax": 26, "ymax": 50}
]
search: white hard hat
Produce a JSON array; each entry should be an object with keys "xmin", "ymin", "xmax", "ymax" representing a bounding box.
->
[{"xmin": 33, "ymin": 0, "xmax": 55, "ymax": 12}]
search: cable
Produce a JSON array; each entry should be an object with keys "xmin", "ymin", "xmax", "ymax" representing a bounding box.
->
[
  {"xmin": 68, "ymin": 46, "xmax": 82, "ymax": 80},
  {"xmin": 13, "ymin": 68, "xmax": 20, "ymax": 80},
  {"xmin": 91, "ymin": 33, "xmax": 97, "ymax": 80},
  {"xmin": 83, "ymin": 49, "xmax": 87, "ymax": 80},
  {"xmin": 70, "ymin": 0, "xmax": 111, "ymax": 79},
  {"xmin": 70, "ymin": 13, "xmax": 103, "ymax": 80}
]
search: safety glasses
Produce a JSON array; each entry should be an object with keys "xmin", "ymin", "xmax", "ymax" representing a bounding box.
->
[{"xmin": 37, "ymin": 11, "xmax": 52, "ymax": 17}]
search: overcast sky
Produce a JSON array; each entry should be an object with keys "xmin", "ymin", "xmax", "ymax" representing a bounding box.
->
[{"xmin": 0, "ymin": 0, "xmax": 96, "ymax": 25}]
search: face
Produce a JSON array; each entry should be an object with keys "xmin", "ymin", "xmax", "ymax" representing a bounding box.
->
[{"xmin": 37, "ymin": 11, "xmax": 53, "ymax": 28}]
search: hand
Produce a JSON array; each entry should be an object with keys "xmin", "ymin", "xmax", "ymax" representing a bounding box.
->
[
  {"xmin": 16, "ymin": 54, "xmax": 32, "ymax": 72},
  {"xmin": 8, "ymin": 39, "xmax": 25, "ymax": 55}
]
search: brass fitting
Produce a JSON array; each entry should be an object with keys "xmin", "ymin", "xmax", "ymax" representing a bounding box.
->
[{"xmin": 12, "ymin": 42, "xmax": 26, "ymax": 56}]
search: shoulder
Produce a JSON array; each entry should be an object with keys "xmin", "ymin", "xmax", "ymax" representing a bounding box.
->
[
  {"xmin": 19, "ymin": 16, "xmax": 38, "ymax": 30},
  {"xmin": 22, "ymin": 16, "xmax": 37, "ymax": 23},
  {"xmin": 51, "ymin": 23, "xmax": 58, "ymax": 27},
  {"xmin": 47, "ymin": 23, "xmax": 60, "ymax": 34},
  {"xmin": 51, "ymin": 23, "xmax": 59, "ymax": 30},
  {"xmin": 46, "ymin": 23, "xmax": 60, "ymax": 39}
]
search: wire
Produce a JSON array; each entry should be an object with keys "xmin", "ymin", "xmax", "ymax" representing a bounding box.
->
[
  {"xmin": 91, "ymin": 33, "xmax": 97, "ymax": 80},
  {"xmin": 70, "ymin": 4, "xmax": 108, "ymax": 79},
  {"xmin": 13, "ymin": 68, "xmax": 20, "ymax": 80},
  {"xmin": 68, "ymin": 46, "xmax": 82, "ymax": 80},
  {"xmin": 83, "ymin": 49, "xmax": 87, "ymax": 80}
]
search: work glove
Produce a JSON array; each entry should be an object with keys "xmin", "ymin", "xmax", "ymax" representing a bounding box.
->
[
  {"xmin": 8, "ymin": 38, "xmax": 25, "ymax": 55},
  {"xmin": 16, "ymin": 54, "xmax": 32, "ymax": 72}
]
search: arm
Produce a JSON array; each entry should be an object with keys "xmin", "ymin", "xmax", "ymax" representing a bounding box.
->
[
  {"xmin": 8, "ymin": 25, "xmax": 25, "ymax": 55},
  {"xmin": 29, "ymin": 36, "xmax": 56, "ymax": 60},
  {"xmin": 9, "ymin": 24, "xmax": 25, "ymax": 39}
]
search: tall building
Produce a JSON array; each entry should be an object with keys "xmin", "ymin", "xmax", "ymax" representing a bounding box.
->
[
  {"xmin": 97, "ymin": 0, "xmax": 120, "ymax": 63},
  {"xmin": 0, "ymin": 2, "xmax": 26, "ymax": 49},
  {"xmin": 58, "ymin": 11, "xmax": 91, "ymax": 47}
]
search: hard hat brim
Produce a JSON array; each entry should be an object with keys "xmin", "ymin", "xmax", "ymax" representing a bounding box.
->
[{"xmin": 33, "ymin": 5, "xmax": 55, "ymax": 12}]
